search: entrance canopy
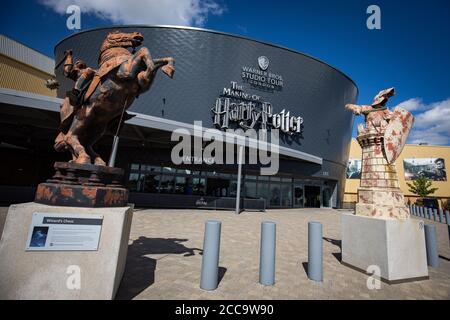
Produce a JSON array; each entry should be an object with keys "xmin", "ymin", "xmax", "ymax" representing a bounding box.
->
[{"xmin": 0, "ymin": 88, "xmax": 323, "ymax": 166}]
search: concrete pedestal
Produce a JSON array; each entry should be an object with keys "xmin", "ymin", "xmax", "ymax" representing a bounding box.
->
[
  {"xmin": 341, "ymin": 213, "xmax": 428, "ymax": 283},
  {"xmin": 0, "ymin": 202, "xmax": 133, "ymax": 299}
]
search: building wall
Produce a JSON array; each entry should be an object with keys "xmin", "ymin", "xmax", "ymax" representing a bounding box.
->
[
  {"xmin": 0, "ymin": 34, "xmax": 55, "ymax": 97},
  {"xmin": 54, "ymin": 26, "xmax": 358, "ymax": 183},
  {"xmin": 344, "ymin": 139, "xmax": 450, "ymax": 207},
  {"xmin": 0, "ymin": 54, "xmax": 55, "ymax": 97}
]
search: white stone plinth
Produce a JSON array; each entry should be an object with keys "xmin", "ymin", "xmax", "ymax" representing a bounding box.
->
[
  {"xmin": 0, "ymin": 202, "xmax": 133, "ymax": 299},
  {"xmin": 341, "ymin": 213, "xmax": 428, "ymax": 283}
]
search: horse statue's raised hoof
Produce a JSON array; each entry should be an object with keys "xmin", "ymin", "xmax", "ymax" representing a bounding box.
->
[
  {"xmin": 94, "ymin": 157, "xmax": 106, "ymax": 166},
  {"xmin": 75, "ymin": 154, "xmax": 91, "ymax": 165},
  {"xmin": 161, "ymin": 64, "xmax": 175, "ymax": 78}
]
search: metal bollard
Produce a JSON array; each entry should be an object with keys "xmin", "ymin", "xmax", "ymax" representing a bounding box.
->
[
  {"xmin": 200, "ymin": 220, "xmax": 222, "ymax": 291},
  {"xmin": 439, "ymin": 209, "xmax": 445, "ymax": 223},
  {"xmin": 308, "ymin": 221, "xmax": 323, "ymax": 282},
  {"xmin": 259, "ymin": 221, "xmax": 276, "ymax": 285},
  {"xmin": 420, "ymin": 206, "xmax": 424, "ymax": 218},
  {"xmin": 414, "ymin": 205, "xmax": 418, "ymax": 216},
  {"xmin": 429, "ymin": 208, "xmax": 434, "ymax": 221},
  {"xmin": 425, "ymin": 207, "xmax": 429, "ymax": 219},
  {"xmin": 424, "ymin": 224, "xmax": 439, "ymax": 267},
  {"xmin": 433, "ymin": 208, "xmax": 439, "ymax": 222}
]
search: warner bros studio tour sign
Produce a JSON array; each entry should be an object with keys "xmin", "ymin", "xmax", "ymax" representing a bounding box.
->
[
  {"xmin": 211, "ymin": 56, "xmax": 303, "ymax": 135},
  {"xmin": 212, "ymin": 81, "xmax": 304, "ymax": 135}
]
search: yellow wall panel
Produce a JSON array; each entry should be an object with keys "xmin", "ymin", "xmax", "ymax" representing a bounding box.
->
[
  {"xmin": 0, "ymin": 54, "xmax": 56, "ymax": 97},
  {"xmin": 344, "ymin": 138, "xmax": 450, "ymax": 205}
]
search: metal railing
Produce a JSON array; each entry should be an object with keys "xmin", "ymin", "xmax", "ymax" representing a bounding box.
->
[{"xmin": 408, "ymin": 204, "xmax": 450, "ymax": 225}]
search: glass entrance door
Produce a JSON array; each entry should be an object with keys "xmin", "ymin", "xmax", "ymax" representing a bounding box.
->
[{"xmin": 304, "ymin": 185, "xmax": 321, "ymax": 208}]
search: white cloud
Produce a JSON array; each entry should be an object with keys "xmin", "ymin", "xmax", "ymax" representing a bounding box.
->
[
  {"xmin": 40, "ymin": 0, "xmax": 225, "ymax": 26},
  {"xmin": 395, "ymin": 98, "xmax": 450, "ymax": 146},
  {"xmin": 396, "ymin": 97, "xmax": 425, "ymax": 111}
]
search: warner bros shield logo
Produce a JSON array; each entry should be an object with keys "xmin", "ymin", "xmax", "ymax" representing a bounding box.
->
[{"xmin": 258, "ymin": 56, "xmax": 270, "ymax": 71}]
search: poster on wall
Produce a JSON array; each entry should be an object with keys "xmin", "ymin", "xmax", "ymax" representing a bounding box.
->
[
  {"xmin": 346, "ymin": 159, "xmax": 362, "ymax": 179},
  {"xmin": 403, "ymin": 158, "xmax": 447, "ymax": 181}
]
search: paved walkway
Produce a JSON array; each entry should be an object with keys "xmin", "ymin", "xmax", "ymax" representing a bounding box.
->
[
  {"xmin": 114, "ymin": 208, "xmax": 450, "ymax": 300},
  {"xmin": 1, "ymin": 207, "xmax": 449, "ymax": 299}
]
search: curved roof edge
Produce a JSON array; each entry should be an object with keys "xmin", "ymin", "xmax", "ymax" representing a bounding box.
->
[{"xmin": 55, "ymin": 25, "xmax": 359, "ymax": 93}]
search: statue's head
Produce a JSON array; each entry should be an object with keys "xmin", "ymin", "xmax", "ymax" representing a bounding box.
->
[
  {"xmin": 100, "ymin": 31, "xmax": 144, "ymax": 53},
  {"xmin": 75, "ymin": 60, "xmax": 86, "ymax": 69},
  {"xmin": 372, "ymin": 87, "xmax": 395, "ymax": 107}
]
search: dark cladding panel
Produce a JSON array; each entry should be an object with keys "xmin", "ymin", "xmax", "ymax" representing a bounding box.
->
[{"xmin": 55, "ymin": 26, "xmax": 357, "ymax": 171}]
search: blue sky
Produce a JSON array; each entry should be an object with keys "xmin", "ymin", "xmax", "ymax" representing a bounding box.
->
[{"xmin": 1, "ymin": 0, "xmax": 449, "ymax": 145}]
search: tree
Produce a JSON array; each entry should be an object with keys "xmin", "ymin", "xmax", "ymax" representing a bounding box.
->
[{"xmin": 407, "ymin": 176, "xmax": 438, "ymax": 198}]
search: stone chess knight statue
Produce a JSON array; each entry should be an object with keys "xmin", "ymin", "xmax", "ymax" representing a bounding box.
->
[
  {"xmin": 55, "ymin": 30, "xmax": 175, "ymax": 166},
  {"xmin": 35, "ymin": 31, "xmax": 175, "ymax": 207},
  {"xmin": 345, "ymin": 88, "xmax": 414, "ymax": 219}
]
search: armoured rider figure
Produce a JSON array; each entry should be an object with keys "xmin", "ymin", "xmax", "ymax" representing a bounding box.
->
[
  {"xmin": 63, "ymin": 49, "xmax": 96, "ymax": 107},
  {"xmin": 345, "ymin": 87, "xmax": 396, "ymax": 136}
]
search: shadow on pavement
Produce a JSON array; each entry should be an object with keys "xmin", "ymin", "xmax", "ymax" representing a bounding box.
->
[
  {"xmin": 323, "ymin": 237, "xmax": 342, "ymax": 262},
  {"xmin": 115, "ymin": 237, "xmax": 203, "ymax": 300}
]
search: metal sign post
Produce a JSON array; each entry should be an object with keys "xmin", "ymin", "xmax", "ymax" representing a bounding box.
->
[
  {"xmin": 107, "ymin": 98, "xmax": 128, "ymax": 168},
  {"xmin": 235, "ymin": 144, "xmax": 244, "ymax": 214},
  {"xmin": 108, "ymin": 135, "xmax": 120, "ymax": 167}
]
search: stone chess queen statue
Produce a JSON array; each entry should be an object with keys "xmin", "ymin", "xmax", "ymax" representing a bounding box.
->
[{"xmin": 345, "ymin": 88, "xmax": 414, "ymax": 219}]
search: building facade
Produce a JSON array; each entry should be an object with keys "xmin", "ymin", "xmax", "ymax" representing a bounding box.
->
[
  {"xmin": 344, "ymin": 138, "xmax": 450, "ymax": 208},
  {"xmin": 1, "ymin": 26, "xmax": 361, "ymax": 209}
]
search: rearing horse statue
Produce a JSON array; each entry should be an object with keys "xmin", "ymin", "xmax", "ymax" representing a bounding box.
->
[{"xmin": 55, "ymin": 31, "xmax": 175, "ymax": 166}]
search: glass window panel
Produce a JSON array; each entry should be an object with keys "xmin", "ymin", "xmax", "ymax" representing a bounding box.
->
[
  {"xmin": 245, "ymin": 181, "xmax": 257, "ymax": 199},
  {"xmin": 127, "ymin": 173, "xmax": 140, "ymax": 191},
  {"xmin": 281, "ymin": 177, "xmax": 292, "ymax": 183},
  {"xmin": 130, "ymin": 163, "xmax": 140, "ymax": 170},
  {"xmin": 229, "ymin": 180, "xmax": 238, "ymax": 197},
  {"xmin": 176, "ymin": 169, "xmax": 191, "ymax": 175},
  {"xmin": 142, "ymin": 165, "xmax": 160, "ymax": 173},
  {"xmin": 162, "ymin": 167, "xmax": 175, "ymax": 173},
  {"xmin": 258, "ymin": 176, "xmax": 269, "ymax": 181},
  {"xmin": 246, "ymin": 175, "xmax": 257, "ymax": 180},
  {"xmin": 192, "ymin": 177, "xmax": 206, "ymax": 195},
  {"xmin": 174, "ymin": 176, "xmax": 186, "ymax": 194},
  {"xmin": 257, "ymin": 181, "xmax": 270, "ymax": 201},
  {"xmin": 137, "ymin": 175, "xmax": 145, "ymax": 192},
  {"xmin": 143, "ymin": 173, "xmax": 160, "ymax": 193},
  {"xmin": 159, "ymin": 175, "xmax": 175, "ymax": 193},
  {"xmin": 322, "ymin": 187, "xmax": 331, "ymax": 208},
  {"xmin": 207, "ymin": 171, "xmax": 217, "ymax": 177},
  {"xmin": 281, "ymin": 184, "xmax": 292, "ymax": 207},
  {"xmin": 270, "ymin": 176, "xmax": 281, "ymax": 182},
  {"xmin": 269, "ymin": 183, "xmax": 281, "ymax": 206},
  {"xmin": 293, "ymin": 185, "xmax": 304, "ymax": 207}
]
